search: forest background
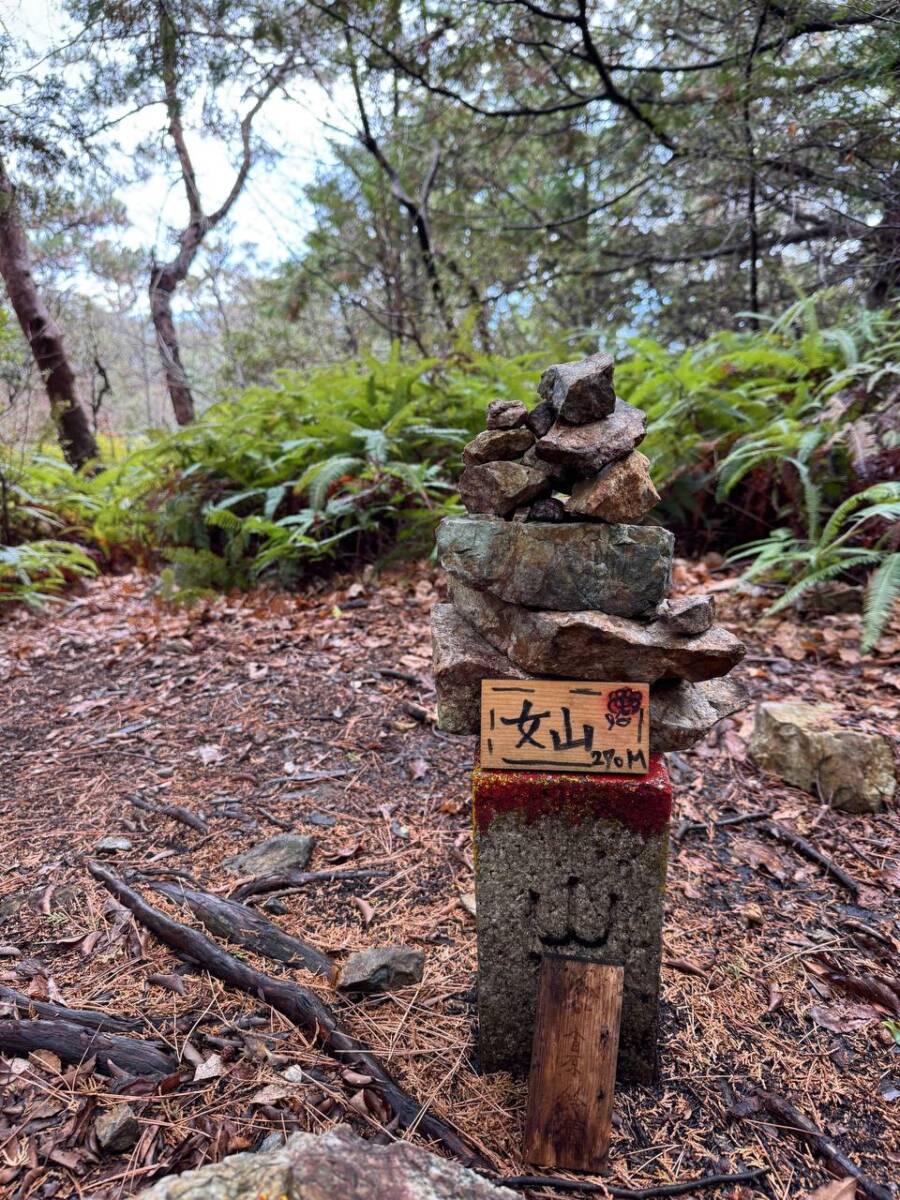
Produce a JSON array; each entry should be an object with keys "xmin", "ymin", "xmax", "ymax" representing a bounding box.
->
[{"xmin": 0, "ymin": 0, "xmax": 898, "ymax": 645}]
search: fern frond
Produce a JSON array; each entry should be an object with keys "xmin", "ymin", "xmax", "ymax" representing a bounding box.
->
[{"xmin": 861, "ymin": 553, "xmax": 900, "ymax": 654}]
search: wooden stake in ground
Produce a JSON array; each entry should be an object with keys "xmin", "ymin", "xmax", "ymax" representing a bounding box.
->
[{"xmin": 523, "ymin": 957, "xmax": 623, "ymax": 1172}]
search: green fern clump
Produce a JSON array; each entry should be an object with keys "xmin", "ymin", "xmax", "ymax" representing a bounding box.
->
[
  {"xmin": 4, "ymin": 295, "xmax": 896, "ymax": 645},
  {"xmin": 730, "ymin": 482, "xmax": 900, "ymax": 652},
  {"xmin": 618, "ymin": 295, "xmax": 900, "ymax": 540},
  {"xmin": 3, "ymin": 348, "xmax": 537, "ymax": 603},
  {"xmin": 0, "ymin": 539, "xmax": 98, "ymax": 608}
]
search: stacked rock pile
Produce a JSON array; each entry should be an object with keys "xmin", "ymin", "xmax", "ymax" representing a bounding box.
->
[{"xmin": 432, "ymin": 352, "xmax": 747, "ymax": 751}]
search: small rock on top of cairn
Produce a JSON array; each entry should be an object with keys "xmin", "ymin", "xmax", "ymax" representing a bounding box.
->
[{"xmin": 537, "ymin": 352, "xmax": 616, "ymax": 424}]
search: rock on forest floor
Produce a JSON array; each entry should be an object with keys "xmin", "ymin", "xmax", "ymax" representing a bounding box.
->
[{"xmin": 0, "ymin": 559, "xmax": 897, "ymax": 1198}]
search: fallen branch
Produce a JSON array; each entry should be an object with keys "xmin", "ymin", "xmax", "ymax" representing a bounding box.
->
[
  {"xmin": 0, "ymin": 1018, "xmax": 177, "ymax": 1077},
  {"xmin": 88, "ymin": 861, "xmax": 484, "ymax": 1169},
  {"xmin": 149, "ymin": 881, "xmax": 334, "ymax": 977},
  {"xmin": 729, "ymin": 1088, "xmax": 890, "ymax": 1200},
  {"xmin": 675, "ymin": 811, "xmax": 770, "ymax": 841},
  {"xmin": 230, "ymin": 868, "xmax": 387, "ymax": 902},
  {"xmin": 129, "ymin": 794, "xmax": 209, "ymax": 834},
  {"xmin": 0, "ymin": 985, "xmax": 142, "ymax": 1033},
  {"xmin": 758, "ymin": 821, "xmax": 860, "ymax": 897},
  {"xmin": 496, "ymin": 1167, "xmax": 768, "ymax": 1197},
  {"xmin": 377, "ymin": 666, "xmax": 425, "ymax": 687}
]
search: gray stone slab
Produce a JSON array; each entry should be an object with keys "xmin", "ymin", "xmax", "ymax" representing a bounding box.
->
[
  {"xmin": 448, "ymin": 578, "xmax": 745, "ymax": 682},
  {"xmin": 224, "ymin": 834, "xmax": 314, "ymax": 877},
  {"xmin": 437, "ymin": 516, "xmax": 673, "ymax": 615},
  {"xmin": 650, "ymin": 677, "xmax": 748, "ymax": 751}
]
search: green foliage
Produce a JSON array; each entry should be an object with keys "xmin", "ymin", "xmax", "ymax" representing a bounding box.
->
[
  {"xmin": 730, "ymin": 482, "xmax": 900, "ymax": 650},
  {"xmin": 0, "ymin": 538, "xmax": 98, "ymax": 607},
  {"xmin": 2, "ymin": 349, "xmax": 537, "ymax": 601},
  {"xmin": 619, "ymin": 297, "xmax": 900, "ymax": 532},
  {"xmin": 4, "ymin": 296, "xmax": 897, "ymax": 650}
]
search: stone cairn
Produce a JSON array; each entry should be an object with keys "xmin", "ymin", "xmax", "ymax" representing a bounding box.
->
[
  {"xmin": 431, "ymin": 352, "xmax": 747, "ymax": 1084},
  {"xmin": 432, "ymin": 352, "xmax": 747, "ymax": 748}
]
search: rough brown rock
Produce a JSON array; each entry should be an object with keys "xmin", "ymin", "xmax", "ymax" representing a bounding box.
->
[
  {"xmin": 486, "ymin": 399, "xmax": 527, "ymax": 429},
  {"xmin": 138, "ymin": 1125, "xmax": 515, "ymax": 1199},
  {"xmin": 650, "ymin": 678, "xmax": 748, "ymax": 751},
  {"xmin": 537, "ymin": 352, "xmax": 615, "ymax": 424},
  {"xmin": 565, "ymin": 451, "xmax": 659, "ymax": 522},
  {"xmin": 448, "ymin": 578, "xmax": 745, "ymax": 682},
  {"xmin": 437, "ymin": 515, "xmax": 673, "ymax": 615},
  {"xmin": 535, "ymin": 398, "xmax": 647, "ymax": 477},
  {"xmin": 96, "ymin": 1105, "xmax": 140, "ymax": 1153},
  {"xmin": 524, "ymin": 398, "xmax": 556, "ymax": 438},
  {"xmin": 462, "ymin": 427, "xmax": 533, "ymax": 466},
  {"xmin": 336, "ymin": 947, "xmax": 424, "ymax": 994},
  {"xmin": 655, "ymin": 594, "xmax": 716, "ymax": 636},
  {"xmin": 747, "ymin": 701, "xmax": 895, "ymax": 813},
  {"xmin": 431, "ymin": 603, "xmax": 530, "ymax": 734},
  {"xmin": 457, "ymin": 461, "xmax": 550, "ymax": 516}
]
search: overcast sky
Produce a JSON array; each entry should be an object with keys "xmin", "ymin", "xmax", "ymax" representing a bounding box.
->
[{"xmin": 3, "ymin": 0, "xmax": 349, "ymax": 272}]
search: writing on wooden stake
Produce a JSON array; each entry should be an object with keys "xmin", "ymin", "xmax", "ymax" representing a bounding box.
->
[
  {"xmin": 480, "ymin": 679, "xmax": 649, "ymax": 774},
  {"xmin": 523, "ymin": 957, "xmax": 624, "ymax": 1171}
]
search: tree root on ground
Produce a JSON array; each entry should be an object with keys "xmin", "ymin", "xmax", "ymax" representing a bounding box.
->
[
  {"xmin": 87, "ymin": 860, "xmax": 486, "ymax": 1169},
  {"xmin": 729, "ymin": 1087, "xmax": 890, "ymax": 1200},
  {"xmin": 148, "ymin": 880, "xmax": 334, "ymax": 977},
  {"xmin": 0, "ymin": 1017, "xmax": 178, "ymax": 1076}
]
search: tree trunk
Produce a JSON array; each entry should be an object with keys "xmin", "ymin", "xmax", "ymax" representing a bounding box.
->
[
  {"xmin": 0, "ymin": 157, "xmax": 99, "ymax": 470},
  {"xmin": 149, "ymin": 262, "xmax": 195, "ymax": 425},
  {"xmin": 867, "ymin": 199, "xmax": 900, "ymax": 309}
]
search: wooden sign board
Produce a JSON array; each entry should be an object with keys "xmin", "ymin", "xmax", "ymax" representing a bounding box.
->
[{"xmin": 480, "ymin": 679, "xmax": 650, "ymax": 775}]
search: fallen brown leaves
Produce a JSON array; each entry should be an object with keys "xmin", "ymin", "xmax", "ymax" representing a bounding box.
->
[{"xmin": 0, "ymin": 558, "xmax": 897, "ymax": 1198}]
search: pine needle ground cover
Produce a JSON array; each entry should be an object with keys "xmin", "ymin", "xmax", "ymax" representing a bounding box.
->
[{"xmin": 0, "ymin": 558, "xmax": 897, "ymax": 1197}]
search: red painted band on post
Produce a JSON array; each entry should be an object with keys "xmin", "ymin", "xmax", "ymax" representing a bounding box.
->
[{"xmin": 472, "ymin": 753, "xmax": 672, "ymax": 840}]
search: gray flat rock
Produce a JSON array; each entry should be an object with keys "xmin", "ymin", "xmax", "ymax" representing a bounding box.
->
[
  {"xmin": 224, "ymin": 833, "xmax": 314, "ymax": 877},
  {"xmin": 538, "ymin": 352, "xmax": 615, "ymax": 424},
  {"xmin": 458, "ymin": 461, "xmax": 550, "ymax": 516},
  {"xmin": 96, "ymin": 1104, "xmax": 140, "ymax": 1152},
  {"xmin": 431, "ymin": 603, "xmax": 530, "ymax": 734},
  {"xmin": 536, "ymin": 398, "xmax": 647, "ymax": 477},
  {"xmin": 449, "ymin": 578, "xmax": 745, "ymax": 682},
  {"xmin": 138, "ymin": 1125, "xmax": 514, "ymax": 1199},
  {"xmin": 650, "ymin": 677, "xmax": 748, "ymax": 751},
  {"xmin": 336, "ymin": 947, "xmax": 424, "ymax": 994},
  {"xmin": 437, "ymin": 515, "xmax": 673, "ymax": 615}
]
